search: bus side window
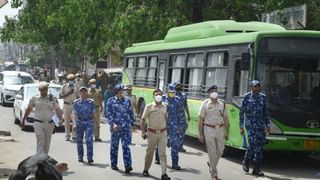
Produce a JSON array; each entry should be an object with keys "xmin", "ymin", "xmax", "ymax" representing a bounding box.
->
[
  {"xmin": 126, "ymin": 57, "xmax": 136, "ymax": 84},
  {"xmin": 205, "ymin": 52, "xmax": 228, "ymax": 99},
  {"xmin": 135, "ymin": 57, "xmax": 147, "ymax": 86},
  {"xmin": 147, "ymin": 56, "xmax": 158, "ymax": 88},
  {"xmin": 185, "ymin": 53, "xmax": 205, "ymax": 98},
  {"xmin": 168, "ymin": 54, "xmax": 185, "ymax": 85}
]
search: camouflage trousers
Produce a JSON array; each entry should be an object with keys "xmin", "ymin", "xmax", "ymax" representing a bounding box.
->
[
  {"xmin": 76, "ymin": 120, "xmax": 94, "ymax": 161},
  {"xmin": 110, "ymin": 129, "xmax": 132, "ymax": 168},
  {"xmin": 244, "ymin": 129, "xmax": 266, "ymax": 165}
]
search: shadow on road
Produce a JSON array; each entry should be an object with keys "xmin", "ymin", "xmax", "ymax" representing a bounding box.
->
[
  {"xmin": 0, "ymin": 168, "xmax": 16, "ymax": 179},
  {"xmin": 182, "ymin": 136, "xmax": 320, "ymax": 179},
  {"xmin": 223, "ymin": 148, "xmax": 320, "ymax": 179},
  {"xmin": 83, "ymin": 162, "xmax": 109, "ymax": 169}
]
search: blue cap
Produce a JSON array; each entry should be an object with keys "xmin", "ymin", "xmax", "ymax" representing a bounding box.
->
[
  {"xmin": 207, "ymin": 85, "xmax": 218, "ymax": 92},
  {"xmin": 167, "ymin": 84, "xmax": 176, "ymax": 92},
  {"xmin": 251, "ymin": 80, "xmax": 260, "ymax": 87},
  {"xmin": 114, "ymin": 84, "xmax": 125, "ymax": 91},
  {"xmin": 173, "ymin": 81, "xmax": 182, "ymax": 86}
]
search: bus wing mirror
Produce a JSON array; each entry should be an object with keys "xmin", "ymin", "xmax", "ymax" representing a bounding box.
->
[{"xmin": 241, "ymin": 52, "xmax": 251, "ymax": 71}]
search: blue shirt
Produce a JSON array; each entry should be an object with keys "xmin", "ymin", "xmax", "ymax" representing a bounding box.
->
[
  {"xmin": 73, "ymin": 98, "xmax": 96, "ymax": 121},
  {"xmin": 176, "ymin": 91, "xmax": 187, "ymax": 122},
  {"xmin": 239, "ymin": 92, "xmax": 270, "ymax": 130},
  {"xmin": 163, "ymin": 95, "xmax": 180, "ymax": 129},
  {"xmin": 106, "ymin": 96, "xmax": 134, "ymax": 130}
]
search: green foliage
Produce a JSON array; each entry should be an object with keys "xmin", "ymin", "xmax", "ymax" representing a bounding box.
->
[{"xmin": 2, "ymin": 0, "xmax": 320, "ymax": 64}]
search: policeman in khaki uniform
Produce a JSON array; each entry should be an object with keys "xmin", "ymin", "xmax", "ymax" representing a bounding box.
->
[
  {"xmin": 141, "ymin": 89, "xmax": 170, "ymax": 180},
  {"xmin": 59, "ymin": 74, "xmax": 79, "ymax": 141},
  {"xmin": 198, "ymin": 85, "xmax": 229, "ymax": 180},
  {"xmin": 88, "ymin": 79, "xmax": 103, "ymax": 142},
  {"xmin": 75, "ymin": 73, "xmax": 85, "ymax": 87},
  {"xmin": 21, "ymin": 82, "xmax": 63, "ymax": 154}
]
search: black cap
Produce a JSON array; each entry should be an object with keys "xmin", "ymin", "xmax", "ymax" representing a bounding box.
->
[{"xmin": 207, "ymin": 85, "xmax": 218, "ymax": 92}]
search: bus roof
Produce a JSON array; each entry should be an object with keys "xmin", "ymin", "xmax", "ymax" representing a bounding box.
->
[{"xmin": 125, "ymin": 20, "xmax": 286, "ymax": 54}]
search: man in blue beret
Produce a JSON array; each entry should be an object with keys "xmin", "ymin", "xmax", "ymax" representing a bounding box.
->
[
  {"xmin": 106, "ymin": 84, "xmax": 135, "ymax": 173},
  {"xmin": 239, "ymin": 80, "xmax": 270, "ymax": 176}
]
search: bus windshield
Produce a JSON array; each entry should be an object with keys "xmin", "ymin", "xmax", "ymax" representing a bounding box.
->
[{"xmin": 256, "ymin": 56, "xmax": 320, "ymax": 127}]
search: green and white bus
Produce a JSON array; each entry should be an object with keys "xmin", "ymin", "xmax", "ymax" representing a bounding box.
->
[{"xmin": 122, "ymin": 20, "xmax": 320, "ymax": 153}]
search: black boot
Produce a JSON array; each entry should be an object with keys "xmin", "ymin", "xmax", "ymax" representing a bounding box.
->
[
  {"xmin": 252, "ymin": 162, "xmax": 264, "ymax": 176},
  {"xmin": 161, "ymin": 173, "xmax": 171, "ymax": 180},
  {"xmin": 242, "ymin": 160, "xmax": 250, "ymax": 172}
]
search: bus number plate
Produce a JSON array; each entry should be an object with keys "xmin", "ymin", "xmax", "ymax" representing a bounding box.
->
[{"xmin": 304, "ymin": 140, "xmax": 319, "ymax": 150}]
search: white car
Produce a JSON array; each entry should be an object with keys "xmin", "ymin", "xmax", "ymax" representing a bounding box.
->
[
  {"xmin": 0, "ymin": 71, "xmax": 35, "ymax": 106},
  {"xmin": 13, "ymin": 83, "xmax": 64, "ymax": 127}
]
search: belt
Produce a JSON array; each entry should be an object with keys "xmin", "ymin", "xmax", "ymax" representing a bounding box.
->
[
  {"xmin": 34, "ymin": 119, "xmax": 54, "ymax": 123},
  {"xmin": 64, "ymin": 101, "xmax": 73, "ymax": 105},
  {"xmin": 204, "ymin": 123, "xmax": 224, "ymax": 128},
  {"xmin": 148, "ymin": 128, "xmax": 167, "ymax": 134},
  {"xmin": 95, "ymin": 105, "xmax": 100, "ymax": 108}
]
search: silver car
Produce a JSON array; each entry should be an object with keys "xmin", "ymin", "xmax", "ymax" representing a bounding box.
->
[
  {"xmin": 13, "ymin": 83, "xmax": 63, "ymax": 127},
  {"xmin": 0, "ymin": 71, "xmax": 35, "ymax": 106}
]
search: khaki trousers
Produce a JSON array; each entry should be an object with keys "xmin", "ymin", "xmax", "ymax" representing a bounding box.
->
[
  {"xmin": 33, "ymin": 122, "xmax": 55, "ymax": 154},
  {"xmin": 63, "ymin": 105, "xmax": 76, "ymax": 138},
  {"xmin": 204, "ymin": 126, "xmax": 225, "ymax": 177},
  {"xmin": 94, "ymin": 108, "xmax": 101, "ymax": 138},
  {"xmin": 144, "ymin": 131, "xmax": 167, "ymax": 174}
]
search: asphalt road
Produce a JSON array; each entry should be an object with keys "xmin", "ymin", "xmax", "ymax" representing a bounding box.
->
[{"xmin": 0, "ymin": 105, "xmax": 319, "ymax": 180}]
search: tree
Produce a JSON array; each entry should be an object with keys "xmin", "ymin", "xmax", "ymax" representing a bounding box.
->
[{"xmin": 2, "ymin": 0, "xmax": 320, "ymax": 65}]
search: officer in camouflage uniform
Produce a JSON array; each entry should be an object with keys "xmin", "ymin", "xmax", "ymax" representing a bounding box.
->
[
  {"xmin": 88, "ymin": 79, "xmax": 103, "ymax": 142},
  {"xmin": 73, "ymin": 86, "xmax": 97, "ymax": 164},
  {"xmin": 173, "ymin": 82, "xmax": 191, "ymax": 152},
  {"xmin": 240, "ymin": 80, "xmax": 270, "ymax": 176},
  {"xmin": 106, "ymin": 84, "xmax": 134, "ymax": 173},
  {"xmin": 164, "ymin": 84, "xmax": 183, "ymax": 170}
]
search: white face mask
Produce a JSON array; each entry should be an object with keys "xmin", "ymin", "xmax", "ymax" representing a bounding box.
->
[
  {"xmin": 155, "ymin": 95, "xmax": 162, "ymax": 102},
  {"xmin": 91, "ymin": 84, "xmax": 96, "ymax": 89},
  {"xmin": 69, "ymin": 81, "xmax": 74, "ymax": 86},
  {"xmin": 210, "ymin": 92, "xmax": 218, "ymax": 99}
]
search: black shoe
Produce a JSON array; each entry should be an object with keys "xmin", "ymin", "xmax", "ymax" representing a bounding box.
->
[
  {"xmin": 252, "ymin": 168, "xmax": 264, "ymax": 176},
  {"xmin": 95, "ymin": 138, "xmax": 102, "ymax": 142},
  {"xmin": 142, "ymin": 170, "xmax": 149, "ymax": 177},
  {"xmin": 72, "ymin": 137, "xmax": 76, "ymax": 141},
  {"xmin": 242, "ymin": 160, "xmax": 249, "ymax": 172},
  {"xmin": 179, "ymin": 147, "xmax": 186, "ymax": 152},
  {"xmin": 65, "ymin": 137, "xmax": 70, "ymax": 141},
  {"xmin": 111, "ymin": 166, "xmax": 119, "ymax": 170},
  {"xmin": 172, "ymin": 165, "xmax": 181, "ymax": 170},
  {"xmin": 78, "ymin": 159, "xmax": 83, "ymax": 162},
  {"xmin": 167, "ymin": 141, "xmax": 171, "ymax": 148},
  {"xmin": 161, "ymin": 173, "xmax": 171, "ymax": 180},
  {"xmin": 155, "ymin": 160, "xmax": 160, "ymax": 165},
  {"xmin": 88, "ymin": 160, "xmax": 94, "ymax": 164},
  {"xmin": 125, "ymin": 166, "xmax": 133, "ymax": 174}
]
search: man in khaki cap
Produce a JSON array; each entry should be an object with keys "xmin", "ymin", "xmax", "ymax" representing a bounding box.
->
[
  {"xmin": 141, "ymin": 89, "xmax": 170, "ymax": 180},
  {"xmin": 21, "ymin": 82, "xmax": 63, "ymax": 154},
  {"xmin": 75, "ymin": 73, "xmax": 85, "ymax": 87},
  {"xmin": 59, "ymin": 74, "xmax": 79, "ymax": 141},
  {"xmin": 88, "ymin": 78, "xmax": 103, "ymax": 142}
]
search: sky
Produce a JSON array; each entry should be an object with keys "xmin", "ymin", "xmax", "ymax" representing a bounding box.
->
[{"xmin": 0, "ymin": 1, "xmax": 19, "ymax": 27}]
